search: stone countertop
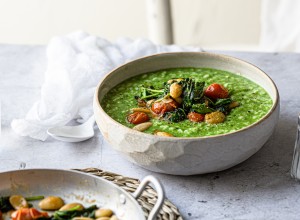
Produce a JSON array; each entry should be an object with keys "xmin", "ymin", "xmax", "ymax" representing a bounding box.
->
[{"xmin": 1, "ymin": 45, "xmax": 300, "ymax": 219}]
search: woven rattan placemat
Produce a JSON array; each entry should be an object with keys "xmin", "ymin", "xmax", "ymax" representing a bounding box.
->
[{"xmin": 75, "ymin": 168, "xmax": 183, "ymax": 220}]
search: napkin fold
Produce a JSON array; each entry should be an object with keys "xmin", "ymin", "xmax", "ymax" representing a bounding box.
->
[{"xmin": 11, "ymin": 31, "xmax": 202, "ymax": 141}]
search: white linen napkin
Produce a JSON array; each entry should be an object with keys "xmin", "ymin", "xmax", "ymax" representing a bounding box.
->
[{"xmin": 11, "ymin": 31, "xmax": 202, "ymax": 141}]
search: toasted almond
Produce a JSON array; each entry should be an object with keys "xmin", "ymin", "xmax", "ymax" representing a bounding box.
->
[
  {"xmin": 137, "ymin": 99, "xmax": 147, "ymax": 107},
  {"xmin": 131, "ymin": 108, "xmax": 151, "ymax": 114},
  {"xmin": 154, "ymin": 131, "xmax": 174, "ymax": 137},
  {"xmin": 229, "ymin": 101, "xmax": 239, "ymax": 109},
  {"xmin": 132, "ymin": 122, "xmax": 153, "ymax": 132},
  {"xmin": 146, "ymin": 99, "xmax": 155, "ymax": 108},
  {"xmin": 161, "ymin": 98, "xmax": 174, "ymax": 103}
]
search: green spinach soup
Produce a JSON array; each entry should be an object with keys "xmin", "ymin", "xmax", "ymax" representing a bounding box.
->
[{"xmin": 101, "ymin": 68, "xmax": 273, "ymax": 137}]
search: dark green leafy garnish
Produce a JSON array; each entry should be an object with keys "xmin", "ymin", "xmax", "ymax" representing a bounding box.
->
[
  {"xmin": 25, "ymin": 196, "xmax": 45, "ymax": 201},
  {"xmin": 134, "ymin": 78, "xmax": 238, "ymax": 124},
  {"xmin": 0, "ymin": 196, "xmax": 13, "ymax": 212},
  {"xmin": 191, "ymin": 103, "xmax": 214, "ymax": 114},
  {"xmin": 205, "ymin": 97, "xmax": 232, "ymax": 114},
  {"xmin": 181, "ymin": 79, "xmax": 205, "ymax": 110},
  {"xmin": 136, "ymin": 85, "xmax": 164, "ymax": 100},
  {"xmin": 164, "ymin": 108, "xmax": 186, "ymax": 122},
  {"xmin": 52, "ymin": 205, "xmax": 98, "ymax": 220}
]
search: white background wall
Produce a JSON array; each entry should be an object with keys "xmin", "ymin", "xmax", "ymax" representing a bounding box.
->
[{"xmin": 0, "ymin": 0, "xmax": 261, "ymax": 50}]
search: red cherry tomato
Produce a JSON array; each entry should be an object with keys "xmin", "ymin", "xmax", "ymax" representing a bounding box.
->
[
  {"xmin": 30, "ymin": 208, "xmax": 49, "ymax": 219},
  {"xmin": 127, "ymin": 112, "xmax": 150, "ymax": 124},
  {"xmin": 187, "ymin": 112, "xmax": 205, "ymax": 122},
  {"xmin": 204, "ymin": 83, "xmax": 229, "ymax": 99},
  {"xmin": 151, "ymin": 99, "xmax": 179, "ymax": 115},
  {"xmin": 11, "ymin": 208, "xmax": 48, "ymax": 220}
]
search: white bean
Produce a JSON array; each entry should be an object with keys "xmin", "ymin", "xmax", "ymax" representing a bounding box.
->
[
  {"xmin": 39, "ymin": 196, "xmax": 64, "ymax": 210},
  {"xmin": 170, "ymin": 83, "xmax": 182, "ymax": 99},
  {"xmin": 95, "ymin": 208, "xmax": 113, "ymax": 218},
  {"xmin": 205, "ymin": 112, "xmax": 225, "ymax": 124},
  {"xmin": 9, "ymin": 195, "xmax": 28, "ymax": 210}
]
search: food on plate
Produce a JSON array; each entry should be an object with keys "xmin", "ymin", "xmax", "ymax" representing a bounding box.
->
[
  {"xmin": 39, "ymin": 196, "xmax": 64, "ymax": 210},
  {"xmin": 0, "ymin": 195, "xmax": 117, "ymax": 220},
  {"xmin": 11, "ymin": 208, "xmax": 49, "ymax": 220},
  {"xmin": 9, "ymin": 195, "xmax": 29, "ymax": 210},
  {"xmin": 102, "ymin": 68, "xmax": 273, "ymax": 137}
]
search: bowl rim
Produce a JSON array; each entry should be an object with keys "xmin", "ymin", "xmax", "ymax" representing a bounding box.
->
[{"xmin": 94, "ymin": 51, "xmax": 279, "ymax": 140}]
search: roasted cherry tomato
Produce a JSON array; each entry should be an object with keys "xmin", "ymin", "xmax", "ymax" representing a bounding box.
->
[
  {"xmin": 30, "ymin": 208, "xmax": 49, "ymax": 219},
  {"xmin": 127, "ymin": 112, "xmax": 150, "ymax": 124},
  {"xmin": 204, "ymin": 83, "xmax": 229, "ymax": 99},
  {"xmin": 151, "ymin": 99, "xmax": 179, "ymax": 115},
  {"xmin": 187, "ymin": 112, "xmax": 205, "ymax": 122},
  {"xmin": 11, "ymin": 208, "xmax": 48, "ymax": 220}
]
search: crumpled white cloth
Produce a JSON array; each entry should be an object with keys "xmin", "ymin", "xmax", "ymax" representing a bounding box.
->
[{"xmin": 11, "ymin": 31, "xmax": 202, "ymax": 141}]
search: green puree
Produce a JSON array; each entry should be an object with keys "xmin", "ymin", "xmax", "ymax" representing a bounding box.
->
[{"xmin": 102, "ymin": 68, "xmax": 273, "ymax": 137}]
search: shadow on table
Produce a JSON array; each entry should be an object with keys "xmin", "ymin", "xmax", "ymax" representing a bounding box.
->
[{"xmin": 163, "ymin": 114, "xmax": 298, "ymax": 193}]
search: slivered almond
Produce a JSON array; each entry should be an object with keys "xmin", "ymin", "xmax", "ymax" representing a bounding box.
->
[
  {"xmin": 154, "ymin": 131, "xmax": 174, "ymax": 137},
  {"xmin": 229, "ymin": 101, "xmax": 239, "ymax": 109},
  {"xmin": 131, "ymin": 108, "xmax": 151, "ymax": 114},
  {"xmin": 132, "ymin": 122, "xmax": 153, "ymax": 132},
  {"xmin": 146, "ymin": 99, "xmax": 155, "ymax": 108}
]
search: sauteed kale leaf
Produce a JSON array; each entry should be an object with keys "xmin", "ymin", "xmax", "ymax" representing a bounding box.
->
[
  {"xmin": 136, "ymin": 85, "xmax": 164, "ymax": 100},
  {"xmin": 191, "ymin": 103, "xmax": 214, "ymax": 114},
  {"xmin": 181, "ymin": 79, "xmax": 205, "ymax": 110},
  {"xmin": 204, "ymin": 97, "xmax": 233, "ymax": 114},
  {"xmin": 52, "ymin": 205, "xmax": 98, "ymax": 220},
  {"xmin": 164, "ymin": 108, "xmax": 186, "ymax": 122},
  {"xmin": 0, "ymin": 196, "xmax": 13, "ymax": 212}
]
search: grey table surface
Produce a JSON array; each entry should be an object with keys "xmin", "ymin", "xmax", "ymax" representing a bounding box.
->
[{"xmin": 1, "ymin": 44, "xmax": 300, "ymax": 220}]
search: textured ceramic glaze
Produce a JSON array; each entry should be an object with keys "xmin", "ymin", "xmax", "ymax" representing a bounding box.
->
[{"xmin": 93, "ymin": 52, "xmax": 280, "ymax": 175}]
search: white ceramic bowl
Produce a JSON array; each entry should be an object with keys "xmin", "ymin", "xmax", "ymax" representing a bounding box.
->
[{"xmin": 93, "ymin": 52, "xmax": 280, "ymax": 175}]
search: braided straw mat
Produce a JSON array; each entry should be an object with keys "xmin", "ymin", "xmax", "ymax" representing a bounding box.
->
[{"xmin": 75, "ymin": 168, "xmax": 183, "ymax": 220}]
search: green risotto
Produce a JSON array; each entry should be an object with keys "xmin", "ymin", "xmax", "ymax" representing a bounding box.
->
[{"xmin": 101, "ymin": 68, "xmax": 273, "ymax": 137}]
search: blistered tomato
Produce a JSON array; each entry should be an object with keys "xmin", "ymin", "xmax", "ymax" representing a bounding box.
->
[
  {"xmin": 151, "ymin": 99, "xmax": 179, "ymax": 115},
  {"xmin": 127, "ymin": 112, "xmax": 150, "ymax": 124},
  {"xmin": 187, "ymin": 112, "xmax": 205, "ymax": 122},
  {"xmin": 204, "ymin": 83, "xmax": 229, "ymax": 99},
  {"xmin": 11, "ymin": 208, "xmax": 48, "ymax": 220}
]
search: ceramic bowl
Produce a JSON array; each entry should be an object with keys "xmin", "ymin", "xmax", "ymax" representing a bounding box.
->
[{"xmin": 93, "ymin": 52, "xmax": 280, "ymax": 175}]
